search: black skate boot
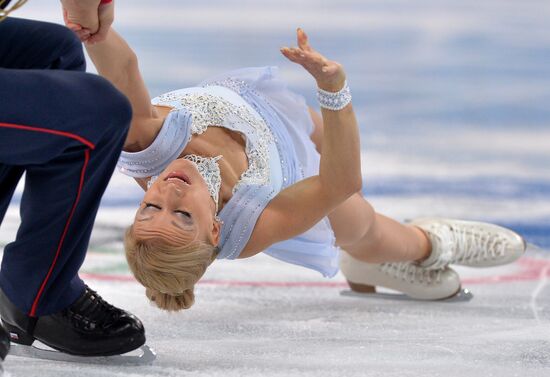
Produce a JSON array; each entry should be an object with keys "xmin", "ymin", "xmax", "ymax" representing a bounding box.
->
[{"xmin": 0, "ymin": 286, "xmax": 145, "ymax": 357}]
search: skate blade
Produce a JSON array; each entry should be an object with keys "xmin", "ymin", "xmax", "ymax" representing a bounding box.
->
[
  {"xmin": 8, "ymin": 343, "xmax": 156, "ymax": 365},
  {"xmin": 340, "ymin": 288, "xmax": 474, "ymax": 302}
]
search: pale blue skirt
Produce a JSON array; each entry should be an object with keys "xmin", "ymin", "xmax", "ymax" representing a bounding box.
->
[{"xmin": 201, "ymin": 66, "xmax": 340, "ymax": 278}]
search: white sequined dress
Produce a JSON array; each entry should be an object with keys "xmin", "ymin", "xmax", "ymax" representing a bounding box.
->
[{"xmin": 117, "ymin": 67, "xmax": 339, "ymax": 277}]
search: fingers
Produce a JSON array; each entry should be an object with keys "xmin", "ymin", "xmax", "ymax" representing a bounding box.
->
[
  {"xmin": 67, "ymin": 24, "xmax": 91, "ymax": 42},
  {"xmin": 280, "ymin": 46, "xmax": 308, "ymax": 65},
  {"xmin": 281, "ymin": 46, "xmax": 333, "ymax": 81},
  {"xmin": 63, "ymin": 9, "xmax": 91, "ymax": 42},
  {"xmin": 61, "ymin": 0, "xmax": 114, "ymax": 44},
  {"xmin": 63, "ymin": 8, "xmax": 82, "ymax": 31},
  {"xmin": 296, "ymin": 28, "xmax": 312, "ymax": 52},
  {"xmin": 62, "ymin": 8, "xmax": 69, "ymax": 25},
  {"xmin": 282, "ymin": 29, "xmax": 346, "ymax": 88},
  {"xmin": 283, "ymin": 46, "xmax": 326, "ymax": 69},
  {"xmin": 86, "ymin": 3, "xmax": 114, "ymax": 44},
  {"xmin": 280, "ymin": 47, "xmax": 297, "ymax": 64},
  {"xmin": 60, "ymin": 0, "xmax": 100, "ymax": 33},
  {"xmin": 86, "ymin": 25, "xmax": 109, "ymax": 44},
  {"xmin": 75, "ymin": 29, "xmax": 92, "ymax": 42},
  {"xmin": 67, "ymin": 14, "xmax": 99, "ymax": 34}
]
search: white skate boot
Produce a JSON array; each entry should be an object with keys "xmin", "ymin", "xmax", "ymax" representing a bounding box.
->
[
  {"xmin": 339, "ymin": 251, "xmax": 461, "ymax": 300},
  {"xmin": 410, "ymin": 218, "xmax": 526, "ymax": 269}
]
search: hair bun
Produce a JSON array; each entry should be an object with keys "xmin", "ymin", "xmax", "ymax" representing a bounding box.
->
[
  {"xmin": 125, "ymin": 226, "xmax": 218, "ymax": 312},
  {"xmin": 146, "ymin": 287, "xmax": 195, "ymax": 311}
]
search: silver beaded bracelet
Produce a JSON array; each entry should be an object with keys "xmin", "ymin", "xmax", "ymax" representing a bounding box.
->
[{"xmin": 317, "ymin": 81, "xmax": 352, "ymax": 111}]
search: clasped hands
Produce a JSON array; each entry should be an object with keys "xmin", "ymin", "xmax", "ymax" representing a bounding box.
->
[{"xmin": 61, "ymin": 0, "xmax": 113, "ymax": 44}]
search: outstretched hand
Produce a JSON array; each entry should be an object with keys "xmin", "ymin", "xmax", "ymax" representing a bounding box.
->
[
  {"xmin": 281, "ymin": 28, "xmax": 346, "ymax": 92},
  {"xmin": 61, "ymin": 0, "xmax": 114, "ymax": 44}
]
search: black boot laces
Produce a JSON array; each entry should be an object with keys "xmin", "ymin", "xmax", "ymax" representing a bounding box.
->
[{"xmin": 64, "ymin": 286, "xmax": 121, "ymax": 331}]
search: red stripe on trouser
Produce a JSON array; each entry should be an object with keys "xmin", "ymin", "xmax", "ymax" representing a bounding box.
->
[
  {"xmin": 0, "ymin": 122, "xmax": 95, "ymax": 149},
  {"xmin": 0, "ymin": 122, "xmax": 95, "ymax": 316},
  {"xmin": 29, "ymin": 149, "xmax": 90, "ymax": 316}
]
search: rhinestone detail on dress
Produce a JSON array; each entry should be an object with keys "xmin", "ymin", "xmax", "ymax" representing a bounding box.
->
[
  {"xmin": 204, "ymin": 78, "xmax": 296, "ymax": 187},
  {"xmin": 183, "ymin": 154, "xmax": 223, "ymax": 213},
  {"xmin": 155, "ymin": 91, "xmax": 274, "ymax": 195}
]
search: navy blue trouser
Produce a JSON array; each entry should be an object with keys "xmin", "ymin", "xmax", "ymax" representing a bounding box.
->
[{"xmin": 0, "ymin": 18, "xmax": 131, "ymax": 317}]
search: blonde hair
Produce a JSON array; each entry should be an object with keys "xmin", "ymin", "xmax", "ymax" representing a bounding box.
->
[{"xmin": 124, "ymin": 225, "xmax": 218, "ymax": 311}]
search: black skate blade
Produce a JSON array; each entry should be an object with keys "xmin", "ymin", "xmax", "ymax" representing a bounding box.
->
[
  {"xmin": 8, "ymin": 343, "xmax": 156, "ymax": 365},
  {"xmin": 340, "ymin": 288, "xmax": 474, "ymax": 302}
]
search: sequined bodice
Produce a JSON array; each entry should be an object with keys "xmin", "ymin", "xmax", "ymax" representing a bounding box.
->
[{"xmin": 153, "ymin": 87, "xmax": 275, "ymax": 194}]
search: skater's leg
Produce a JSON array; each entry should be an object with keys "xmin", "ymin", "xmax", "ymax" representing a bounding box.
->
[
  {"xmin": 308, "ymin": 108, "xmax": 462, "ymax": 299},
  {"xmin": 0, "ymin": 15, "xmax": 146, "ymax": 359},
  {"xmin": 0, "ymin": 18, "xmax": 104, "ymax": 316},
  {"xmin": 308, "ymin": 108, "xmax": 430, "ymax": 263},
  {"xmin": 0, "ymin": 69, "xmax": 131, "ymax": 316},
  {"xmin": 0, "ymin": 67, "xmax": 131, "ymax": 316},
  {"xmin": 329, "ymin": 194, "xmax": 431, "ymax": 263}
]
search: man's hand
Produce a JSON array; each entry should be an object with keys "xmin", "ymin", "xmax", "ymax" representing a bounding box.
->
[{"xmin": 61, "ymin": 0, "xmax": 114, "ymax": 44}]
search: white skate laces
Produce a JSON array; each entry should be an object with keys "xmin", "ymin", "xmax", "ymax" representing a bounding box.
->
[
  {"xmin": 426, "ymin": 224, "xmax": 506, "ymax": 265},
  {"xmin": 417, "ymin": 226, "xmax": 454, "ymax": 270},
  {"xmin": 379, "ymin": 262, "xmax": 443, "ymax": 285},
  {"xmin": 413, "ymin": 218, "xmax": 526, "ymax": 269},
  {"xmin": 339, "ymin": 251, "xmax": 461, "ymax": 300}
]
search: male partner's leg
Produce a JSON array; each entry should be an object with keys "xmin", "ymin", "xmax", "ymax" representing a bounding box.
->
[
  {"xmin": 0, "ymin": 17, "xmax": 124, "ymax": 316},
  {"xmin": 0, "ymin": 69, "xmax": 131, "ymax": 317},
  {"xmin": 0, "ymin": 17, "xmax": 86, "ymax": 229},
  {"xmin": 0, "ymin": 16, "xmax": 86, "ymax": 264},
  {"xmin": 0, "ymin": 68, "xmax": 130, "ymax": 316},
  {"xmin": 308, "ymin": 108, "xmax": 430, "ymax": 263},
  {"xmin": 0, "ymin": 17, "xmax": 85, "ymax": 71}
]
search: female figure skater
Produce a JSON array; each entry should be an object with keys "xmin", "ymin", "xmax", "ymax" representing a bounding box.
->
[{"xmin": 80, "ymin": 26, "xmax": 525, "ymax": 311}]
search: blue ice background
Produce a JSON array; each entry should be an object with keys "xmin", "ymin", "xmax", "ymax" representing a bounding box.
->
[{"xmin": 11, "ymin": 0, "xmax": 550, "ymax": 248}]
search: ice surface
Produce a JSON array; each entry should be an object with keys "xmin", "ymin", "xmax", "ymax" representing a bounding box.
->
[
  {"xmin": 2, "ymin": 249, "xmax": 550, "ymax": 377},
  {"xmin": 2, "ymin": 0, "xmax": 550, "ymax": 376}
]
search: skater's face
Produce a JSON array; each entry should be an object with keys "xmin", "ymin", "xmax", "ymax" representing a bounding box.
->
[{"xmin": 133, "ymin": 158, "xmax": 220, "ymax": 246}]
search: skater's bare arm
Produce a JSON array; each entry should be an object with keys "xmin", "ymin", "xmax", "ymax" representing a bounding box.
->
[
  {"xmin": 241, "ymin": 29, "xmax": 362, "ymax": 257},
  {"xmin": 84, "ymin": 29, "xmax": 157, "ymax": 127},
  {"xmin": 63, "ymin": 4, "xmax": 157, "ymax": 136}
]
